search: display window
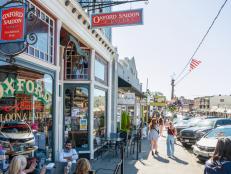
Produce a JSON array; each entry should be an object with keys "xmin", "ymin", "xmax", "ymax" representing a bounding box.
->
[
  {"xmin": 61, "ymin": 28, "xmax": 90, "ymax": 80},
  {"xmin": 64, "ymin": 85, "xmax": 89, "ymax": 151},
  {"xmin": 0, "ymin": 62, "xmax": 53, "ymax": 162},
  {"xmin": 93, "ymin": 88, "xmax": 107, "ymax": 148}
]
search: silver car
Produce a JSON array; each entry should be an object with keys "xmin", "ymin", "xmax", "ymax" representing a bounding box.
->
[{"xmin": 193, "ymin": 125, "xmax": 231, "ymax": 161}]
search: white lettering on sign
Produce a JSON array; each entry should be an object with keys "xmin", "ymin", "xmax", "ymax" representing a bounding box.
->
[
  {"xmin": 0, "ymin": 77, "xmax": 52, "ymax": 104},
  {"xmin": 2, "ymin": 11, "xmax": 24, "ymax": 20}
]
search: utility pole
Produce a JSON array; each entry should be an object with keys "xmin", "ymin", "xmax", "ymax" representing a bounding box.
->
[{"xmin": 171, "ymin": 78, "xmax": 175, "ymax": 100}]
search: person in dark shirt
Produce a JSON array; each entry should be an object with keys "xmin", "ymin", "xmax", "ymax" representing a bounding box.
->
[
  {"xmin": 166, "ymin": 121, "xmax": 176, "ymax": 158},
  {"xmin": 204, "ymin": 138, "xmax": 231, "ymax": 174}
]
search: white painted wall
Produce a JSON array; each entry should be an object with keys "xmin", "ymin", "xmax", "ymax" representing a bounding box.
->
[{"xmin": 210, "ymin": 95, "xmax": 231, "ymax": 109}]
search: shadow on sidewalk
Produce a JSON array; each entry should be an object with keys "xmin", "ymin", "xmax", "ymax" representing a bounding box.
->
[
  {"xmin": 154, "ymin": 154, "xmax": 170, "ymax": 163},
  {"xmin": 172, "ymin": 156, "xmax": 189, "ymax": 165}
]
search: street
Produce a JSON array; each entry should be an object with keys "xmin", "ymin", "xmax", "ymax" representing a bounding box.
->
[
  {"xmin": 127, "ymin": 135, "xmax": 204, "ymax": 174},
  {"xmin": 92, "ymin": 130, "xmax": 205, "ymax": 174}
]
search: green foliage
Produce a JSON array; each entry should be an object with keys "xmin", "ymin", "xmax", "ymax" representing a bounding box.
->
[{"xmin": 121, "ymin": 111, "xmax": 130, "ymax": 132}]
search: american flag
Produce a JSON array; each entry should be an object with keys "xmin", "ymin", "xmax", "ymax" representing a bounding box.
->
[{"xmin": 190, "ymin": 59, "xmax": 201, "ymax": 71}]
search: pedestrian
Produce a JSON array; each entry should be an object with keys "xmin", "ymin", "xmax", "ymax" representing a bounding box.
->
[
  {"xmin": 204, "ymin": 138, "xmax": 231, "ymax": 174},
  {"xmin": 158, "ymin": 116, "xmax": 164, "ymax": 136},
  {"xmin": 148, "ymin": 118, "xmax": 160, "ymax": 155},
  {"xmin": 8, "ymin": 155, "xmax": 46, "ymax": 174},
  {"xmin": 60, "ymin": 140, "xmax": 78, "ymax": 163},
  {"xmin": 166, "ymin": 121, "xmax": 176, "ymax": 158},
  {"xmin": 74, "ymin": 158, "xmax": 91, "ymax": 174}
]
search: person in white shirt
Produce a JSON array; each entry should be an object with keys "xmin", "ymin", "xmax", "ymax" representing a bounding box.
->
[{"xmin": 59, "ymin": 140, "xmax": 78, "ymax": 163}]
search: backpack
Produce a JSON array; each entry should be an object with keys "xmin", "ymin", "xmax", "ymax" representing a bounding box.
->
[{"xmin": 204, "ymin": 160, "xmax": 231, "ymax": 174}]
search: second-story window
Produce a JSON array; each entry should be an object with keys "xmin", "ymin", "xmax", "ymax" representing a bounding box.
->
[
  {"xmin": 25, "ymin": 1, "xmax": 54, "ymax": 64},
  {"xmin": 95, "ymin": 54, "xmax": 108, "ymax": 85}
]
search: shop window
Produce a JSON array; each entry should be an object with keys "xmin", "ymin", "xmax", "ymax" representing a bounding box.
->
[
  {"xmin": 64, "ymin": 86, "xmax": 89, "ymax": 150},
  {"xmin": 95, "ymin": 55, "xmax": 108, "ymax": 85},
  {"xmin": 64, "ymin": 41, "xmax": 90, "ymax": 80},
  {"xmin": 94, "ymin": 88, "xmax": 107, "ymax": 148},
  {"xmin": 25, "ymin": 1, "xmax": 54, "ymax": 64},
  {"xmin": 0, "ymin": 66, "xmax": 53, "ymax": 163}
]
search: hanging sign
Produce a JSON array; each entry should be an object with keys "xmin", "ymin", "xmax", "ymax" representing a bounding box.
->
[
  {"xmin": 0, "ymin": 5, "xmax": 26, "ymax": 43},
  {"xmin": 118, "ymin": 93, "xmax": 135, "ymax": 105},
  {"xmin": 91, "ymin": 8, "xmax": 143, "ymax": 28}
]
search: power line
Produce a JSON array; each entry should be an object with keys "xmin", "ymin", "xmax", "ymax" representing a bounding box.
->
[{"xmin": 175, "ymin": 0, "xmax": 229, "ymax": 83}]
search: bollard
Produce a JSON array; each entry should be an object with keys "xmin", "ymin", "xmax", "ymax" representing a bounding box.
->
[
  {"xmin": 120, "ymin": 143, "xmax": 124, "ymax": 174},
  {"xmin": 136, "ymin": 132, "xmax": 139, "ymax": 160},
  {"xmin": 139, "ymin": 128, "xmax": 142, "ymax": 153}
]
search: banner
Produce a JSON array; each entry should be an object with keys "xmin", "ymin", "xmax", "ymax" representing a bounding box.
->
[
  {"xmin": 0, "ymin": 5, "xmax": 26, "ymax": 43},
  {"xmin": 91, "ymin": 9, "xmax": 143, "ymax": 28}
]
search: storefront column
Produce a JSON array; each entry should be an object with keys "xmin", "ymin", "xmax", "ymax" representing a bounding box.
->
[
  {"xmin": 111, "ymin": 53, "xmax": 118, "ymax": 133},
  {"xmin": 90, "ymin": 49, "xmax": 95, "ymax": 159},
  {"xmin": 107, "ymin": 60, "xmax": 112, "ymax": 137},
  {"xmin": 54, "ymin": 19, "xmax": 62, "ymax": 160}
]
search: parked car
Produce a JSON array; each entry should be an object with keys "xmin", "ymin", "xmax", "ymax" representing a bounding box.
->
[
  {"xmin": 0, "ymin": 121, "xmax": 35, "ymax": 152},
  {"xmin": 193, "ymin": 125, "xmax": 231, "ymax": 161},
  {"xmin": 179, "ymin": 118, "xmax": 231, "ymax": 147},
  {"xmin": 175, "ymin": 117, "xmax": 202, "ymax": 140}
]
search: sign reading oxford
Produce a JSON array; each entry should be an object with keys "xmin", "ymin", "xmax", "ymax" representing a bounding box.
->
[
  {"xmin": 0, "ymin": 77, "xmax": 52, "ymax": 104},
  {"xmin": 0, "ymin": 5, "xmax": 26, "ymax": 43},
  {"xmin": 91, "ymin": 8, "xmax": 143, "ymax": 28}
]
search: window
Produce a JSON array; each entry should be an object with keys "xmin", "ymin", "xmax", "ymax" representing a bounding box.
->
[
  {"xmin": 25, "ymin": 2, "xmax": 54, "ymax": 64},
  {"xmin": 64, "ymin": 86, "xmax": 89, "ymax": 150},
  {"xmin": 0, "ymin": 66, "xmax": 53, "ymax": 160},
  {"xmin": 220, "ymin": 99, "xmax": 224, "ymax": 102},
  {"xmin": 94, "ymin": 88, "xmax": 107, "ymax": 148},
  {"xmin": 95, "ymin": 55, "xmax": 108, "ymax": 84},
  {"xmin": 64, "ymin": 41, "xmax": 90, "ymax": 80}
]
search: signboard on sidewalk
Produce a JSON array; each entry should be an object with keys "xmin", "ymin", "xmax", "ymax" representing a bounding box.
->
[
  {"xmin": 0, "ymin": 5, "xmax": 26, "ymax": 43},
  {"xmin": 91, "ymin": 8, "xmax": 143, "ymax": 28}
]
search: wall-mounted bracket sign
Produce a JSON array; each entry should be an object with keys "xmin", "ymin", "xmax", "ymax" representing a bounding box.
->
[
  {"xmin": 0, "ymin": 0, "xmax": 38, "ymax": 63},
  {"xmin": 91, "ymin": 8, "xmax": 143, "ymax": 28}
]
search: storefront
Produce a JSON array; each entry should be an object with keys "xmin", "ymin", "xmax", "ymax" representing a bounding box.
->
[
  {"xmin": 0, "ymin": 60, "xmax": 56, "ymax": 166},
  {"xmin": 61, "ymin": 26, "xmax": 112, "ymax": 158}
]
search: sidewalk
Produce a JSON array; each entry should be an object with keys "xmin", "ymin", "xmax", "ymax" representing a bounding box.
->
[{"xmin": 91, "ymin": 131, "xmax": 204, "ymax": 174}]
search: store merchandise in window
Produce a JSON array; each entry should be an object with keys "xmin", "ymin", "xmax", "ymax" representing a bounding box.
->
[
  {"xmin": 0, "ymin": 64, "xmax": 53, "ymax": 167},
  {"xmin": 64, "ymin": 86, "xmax": 89, "ymax": 150}
]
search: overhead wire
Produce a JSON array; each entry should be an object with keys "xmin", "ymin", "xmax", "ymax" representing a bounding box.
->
[{"xmin": 174, "ymin": 0, "xmax": 229, "ymax": 85}]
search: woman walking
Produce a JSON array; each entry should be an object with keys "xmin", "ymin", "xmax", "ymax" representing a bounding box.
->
[
  {"xmin": 148, "ymin": 118, "xmax": 160, "ymax": 156},
  {"xmin": 166, "ymin": 121, "xmax": 176, "ymax": 158}
]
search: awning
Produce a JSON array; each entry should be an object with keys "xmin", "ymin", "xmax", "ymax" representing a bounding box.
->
[{"xmin": 118, "ymin": 77, "xmax": 145, "ymax": 98}]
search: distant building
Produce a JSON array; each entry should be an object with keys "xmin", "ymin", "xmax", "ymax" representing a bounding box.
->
[{"xmin": 193, "ymin": 96, "xmax": 210, "ymax": 112}]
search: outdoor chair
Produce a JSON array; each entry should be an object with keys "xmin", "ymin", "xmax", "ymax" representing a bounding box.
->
[{"xmin": 95, "ymin": 137, "xmax": 108, "ymax": 159}]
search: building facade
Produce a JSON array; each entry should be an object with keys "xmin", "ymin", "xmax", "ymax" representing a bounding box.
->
[
  {"xmin": 117, "ymin": 57, "xmax": 144, "ymax": 130},
  {"xmin": 0, "ymin": 0, "xmax": 117, "ymax": 161}
]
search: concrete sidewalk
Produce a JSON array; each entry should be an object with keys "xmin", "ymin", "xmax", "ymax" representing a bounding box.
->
[{"xmin": 92, "ymin": 133, "xmax": 204, "ymax": 174}]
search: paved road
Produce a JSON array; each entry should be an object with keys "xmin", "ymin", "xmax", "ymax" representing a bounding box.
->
[{"xmin": 92, "ymin": 131, "xmax": 205, "ymax": 174}]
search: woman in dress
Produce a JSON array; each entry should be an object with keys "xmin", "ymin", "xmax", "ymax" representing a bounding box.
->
[{"xmin": 148, "ymin": 118, "xmax": 160, "ymax": 155}]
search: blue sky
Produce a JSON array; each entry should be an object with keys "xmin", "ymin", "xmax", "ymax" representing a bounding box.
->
[{"xmin": 112, "ymin": 0, "xmax": 231, "ymax": 100}]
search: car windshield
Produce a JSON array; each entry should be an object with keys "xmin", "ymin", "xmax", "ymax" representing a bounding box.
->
[
  {"xmin": 1, "ymin": 122, "xmax": 31, "ymax": 133},
  {"xmin": 197, "ymin": 119, "xmax": 215, "ymax": 127},
  {"xmin": 205, "ymin": 127, "xmax": 231, "ymax": 139}
]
